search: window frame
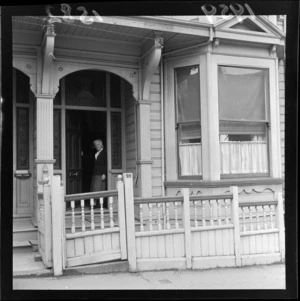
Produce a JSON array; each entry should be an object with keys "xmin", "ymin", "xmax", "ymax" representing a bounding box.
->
[
  {"xmin": 164, "ymin": 56, "xmax": 204, "ymax": 181},
  {"xmin": 174, "ymin": 64, "xmax": 202, "ymax": 179},
  {"xmin": 212, "ymin": 54, "xmax": 281, "ymax": 180},
  {"xmin": 218, "ymin": 65, "xmax": 271, "ymax": 178}
]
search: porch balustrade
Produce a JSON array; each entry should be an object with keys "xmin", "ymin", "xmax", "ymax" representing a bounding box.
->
[{"xmin": 65, "ymin": 192, "xmax": 118, "ymax": 234}]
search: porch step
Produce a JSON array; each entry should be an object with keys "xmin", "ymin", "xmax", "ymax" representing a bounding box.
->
[
  {"xmin": 63, "ymin": 260, "xmax": 129, "ymax": 276},
  {"xmin": 13, "ymin": 218, "xmax": 38, "ymax": 252}
]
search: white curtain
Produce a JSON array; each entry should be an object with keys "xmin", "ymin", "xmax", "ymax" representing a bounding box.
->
[
  {"xmin": 220, "ymin": 141, "xmax": 268, "ymax": 174},
  {"xmin": 179, "ymin": 143, "xmax": 202, "ymax": 175}
]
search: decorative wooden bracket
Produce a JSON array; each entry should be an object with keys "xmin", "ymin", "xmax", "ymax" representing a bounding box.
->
[
  {"xmin": 213, "ymin": 38, "xmax": 220, "ymax": 49},
  {"xmin": 269, "ymin": 44, "xmax": 277, "ymax": 57},
  {"xmin": 41, "ymin": 21, "xmax": 56, "ymax": 95},
  {"xmin": 141, "ymin": 33, "xmax": 163, "ymax": 100}
]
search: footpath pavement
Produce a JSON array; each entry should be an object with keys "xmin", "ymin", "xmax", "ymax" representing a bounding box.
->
[{"xmin": 13, "ymin": 262, "xmax": 286, "ymax": 290}]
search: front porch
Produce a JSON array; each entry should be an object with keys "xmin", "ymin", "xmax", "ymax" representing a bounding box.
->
[{"xmin": 13, "ymin": 172, "xmax": 285, "ymax": 277}]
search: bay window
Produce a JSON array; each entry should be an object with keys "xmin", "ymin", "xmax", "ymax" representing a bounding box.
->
[
  {"xmin": 175, "ymin": 65, "xmax": 202, "ymax": 177},
  {"xmin": 218, "ymin": 66, "xmax": 269, "ymax": 176}
]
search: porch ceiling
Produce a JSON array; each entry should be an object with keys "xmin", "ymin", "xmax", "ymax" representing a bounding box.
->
[{"xmin": 12, "ymin": 16, "xmax": 210, "ymax": 53}]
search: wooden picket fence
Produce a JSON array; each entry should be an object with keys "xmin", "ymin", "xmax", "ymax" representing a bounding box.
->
[
  {"xmin": 123, "ymin": 173, "xmax": 285, "ymax": 271},
  {"xmin": 48, "ymin": 173, "xmax": 285, "ymax": 275}
]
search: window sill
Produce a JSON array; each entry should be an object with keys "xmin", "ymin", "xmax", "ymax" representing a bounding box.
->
[{"xmin": 164, "ymin": 177, "xmax": 283, "ymax": 188}]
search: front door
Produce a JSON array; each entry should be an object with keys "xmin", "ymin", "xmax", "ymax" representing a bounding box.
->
[{"xmin": 66, "ymin": 111, "xmax": 82, "ymax": 195}]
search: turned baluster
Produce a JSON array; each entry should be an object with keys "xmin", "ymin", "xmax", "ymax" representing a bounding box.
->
[
  {"xmin": 209, "ymin": 200, "xmax": 214, "ymax": 226},
  {"xmin": 263, "ymin": 205, "xmax": 267, "ymax": 229},
  {"xmin": 202, "ymin": 200, "xmax": 206, "ymax": 227},
  {"xmin": 194, "ymin": 201, "xmax": 198, "ymax": 227},
  {"xmin": 242, "ymin": 207, "xmax": 246, "ymax": 232},
  {"xmin": 166, "ymin": 202, "xmax": 170, "ymax": 230},
  {"xmin": 81, "ymin": 199, "xmax": 85, "ymax": 232},
  {"xmin": 90, "ymin": 198, "xmax": 95, "ymax": 231},
  {"xmin": 175, "ymin": 202, "xmax": 179, "ymax": 229},
  {"xmin": 149, "ymin": 203, "xmax": 153, "ymax": 231},
  {"xmin": 217, "ymin": 199, "xmax": 221, "ymax": 225},
  {"xmin": 270, "ymin": 205, "xmax": 275, "ymax": 228},
  {"xmin": 140, "ymin": 204, "xmax": 144, "ymax": 232},
  {"xmin": 100, "ymin": 197, "xmax": 104, "ymax": 229},
  {"xmin": 109, "ymin": 197, "xmax": 114, "ymax": 228},
  {"xmin": 249, "ymin": 206, "xmax": 254, "ymax": 231},
  {"xmin": 157, "ymin": 203, "xmax": 162, "ymax": 230},
  {"xmin": 256, "ymin": 206, "xmax": 260, "ymax": 230},
  {"xmin": 225, "ymin": 199, "xmax": 229, "ymax": 225},
  {"xmin": 71, "ymin": 200, "xmax": 75, "ymax": 233}
]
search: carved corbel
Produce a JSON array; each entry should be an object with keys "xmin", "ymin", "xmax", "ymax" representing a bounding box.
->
[
  {"xmin": 41, "ymin": 21, "xmax": 56, "ymax": 95},
  {"xmin": 141, "ymin": 33, "xmax": 163, "ymax": 100},
  {"xmin": 269, "ymin": 44, "xmax": 277, "ymax": 57},
  {"xmin": 213, "ymin": 38, "xmax": 220, "ymax": 49}
]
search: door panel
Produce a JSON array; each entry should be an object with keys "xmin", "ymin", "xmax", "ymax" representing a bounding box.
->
[{"xmin": 66, "ymin": 111, "xmax": 82, "ymax": 194}]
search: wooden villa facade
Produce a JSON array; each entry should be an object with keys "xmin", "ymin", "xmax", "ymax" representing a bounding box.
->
[{"xmin": 10, "ymin": 14, "xmax": 286, "ymax": 273}]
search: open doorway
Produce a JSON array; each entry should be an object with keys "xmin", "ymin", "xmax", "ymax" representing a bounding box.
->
[{"xmin": 65, "ymin": 110, "xmax": 106, "ymax": 194}]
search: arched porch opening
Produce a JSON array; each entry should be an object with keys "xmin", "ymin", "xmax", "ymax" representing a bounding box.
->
[{"xmin": 53, "ymin": 69, "xmax": 137, "ymax": 195}]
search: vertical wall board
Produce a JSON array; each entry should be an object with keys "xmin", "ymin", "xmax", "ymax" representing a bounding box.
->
[
  {"xmin": 222, "ymin": 229, "xmax": 230, "ymax": 255},
  {"xmin": 242, "ymin": 236, "xmax": 250, "ymax": 255},
  {"xmin": 157, "ymin": 235, "xmax": 166, "ymax": 258},
  {"xmin": 249, "ymin": 235, "xmax": 256, "ymax": 254},
  {"xmin": 165, "ymin": 234, "xmax": 174, "ymax": 258},
  {"xmin": 149, "ymin": 236, "xmax": 158, "ymax": 258},
  {"xmin": 192, "ymin": 231, "xmax": 201, "ymax": 257},
  {"xmin": 262, "ymin": 233, "xmax": 270, "ymax": 253},
  {"xmin": 103, "ymin": 233, "xmax": 113, "ymax": 252},
  {"xmin": 136, "ymin": 237, "xmax": 142, "ymax": 259},
  {"xmin": 84, "ymin": 236, "xmax": 94, "ymax": 255},
  {"xmin": 93, "ymin": 234, "xmax": 103, "ymax": 252},
  {"xmin": 66, "ymin": 240, "xmax": 75, "ymax": 258},
  {"xmin": 200, "ymin": 231, "xmax": 209, "ymax": 256},
  {"xmin": 215, "ymin": 229, "xmax": 223, "ymax": 256},
  {"xmin": 268, "ymin": 233, "xmax": 276, "ymax": 253},
  {"xmin": 173, "ymin": 234, "xmax": 183, "ymax": 257},
  {"xmin": 208, "ymin": 231, "xmax": 216, "ymax": 256},
  {"xmin": 255, "ymin": 234, "xmax": 263, "ymax": 254},
  {"xmin": 112, "ymin": 232, "xmax": 120, "ymax": 250},
  {"xmin": 74, "ymin": 238, "xmax": 85, "ymax": 256},
  {"xmin": 141, "ymin": 236, "xmax": 150, "ymax": 259}
]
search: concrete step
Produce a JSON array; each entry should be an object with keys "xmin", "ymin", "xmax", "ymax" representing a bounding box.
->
[
  {"xmin": 13, "ymin": 218, "xmax": 38, "ymax": 251},
  {"xmin": 64, "ymin": 260, "xmax": 129, "ymax": 276}
]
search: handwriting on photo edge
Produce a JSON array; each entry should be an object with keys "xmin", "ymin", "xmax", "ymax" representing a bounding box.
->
[{"xmin": 45, "ymin": 2, "xmax": 255, "ymax": 26}]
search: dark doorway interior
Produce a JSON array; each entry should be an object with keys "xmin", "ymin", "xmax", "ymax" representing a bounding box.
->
[{"xmin": 66, "ymin": 110, "xmax": 106, "ymax": 194}]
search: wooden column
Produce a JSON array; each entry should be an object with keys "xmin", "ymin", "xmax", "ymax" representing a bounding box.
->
[
  {"xmin": 136, "ymin": 100, "xmax": 152, "ymax": 197},
  {"xmin": 201, "ymin": 50, "xmax": 220, "ymax": 181},
  {"xmin": 138, "ymin": 33, "xmax": 163, "ymax": 197}
]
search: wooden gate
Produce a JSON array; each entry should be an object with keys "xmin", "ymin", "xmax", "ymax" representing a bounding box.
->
[{"xmin": 51, "ymin": 174, "xmax": 127, "ymax": 275}]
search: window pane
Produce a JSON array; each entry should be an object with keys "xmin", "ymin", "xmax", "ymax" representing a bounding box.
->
[
  {"xmin": 175, "ymin": 65, "xmax": 200, "ymax": 122},
  {"xmin": 17, "ymin": 108, "xmax": 29, "ymax": 169},
  {"xmin": 218, "ymin": 66, "xmax": 268, "ymax": 121},
  {"xmin": 220, "ymin": 132, "xmax": 269, "ymax": 174},
  {"xmin": 65, "ymin": 71, "xmax": 106, "ymax": 107},
  {"xmin": 178, "ymin": 122, "xmax": 202, "ymax": 176}
]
